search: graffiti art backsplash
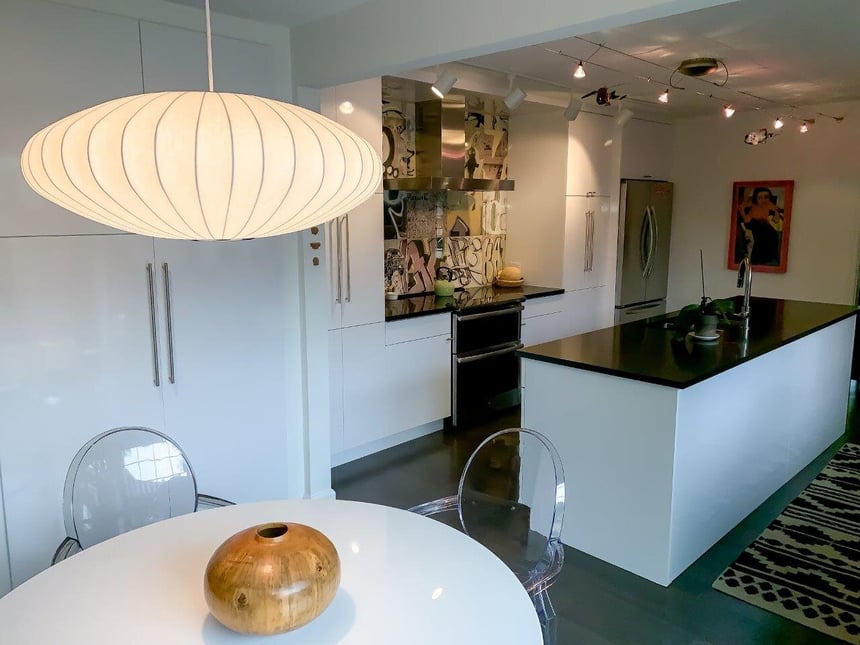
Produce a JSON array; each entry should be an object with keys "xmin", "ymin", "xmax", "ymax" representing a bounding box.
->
[
  {"xmin": 383, "ymin": 189, "xmax": 509, "ymax": 295},
  {"xmin": 384, "ymin": 235, "xmax": 506, "ymax": 295}
]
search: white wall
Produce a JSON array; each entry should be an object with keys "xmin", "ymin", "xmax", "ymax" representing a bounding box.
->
[
  {"xmin": 667, "ymin": 101, "xmax": 860, "ymax": 310},
  {"xmin": 290, "ymin": 0, "xmax": 735, "ymax": 88}
]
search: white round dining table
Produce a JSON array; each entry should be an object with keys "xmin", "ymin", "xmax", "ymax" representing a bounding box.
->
[{"xmin": 0, "ymin": 499, "xmax": 542, "ymax": 644}]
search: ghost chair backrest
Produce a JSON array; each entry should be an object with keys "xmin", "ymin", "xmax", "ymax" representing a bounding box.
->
[
  {"xmin": 62, "ymin": 427, "xmax": 198, "ymax": 550},
  {"xmin": 457, "ymin": 427, "xmax": 565, "ymax": 594}
]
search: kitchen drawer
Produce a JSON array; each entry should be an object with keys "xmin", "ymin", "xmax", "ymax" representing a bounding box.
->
[
  {"xmin": 385, "ymin": 313, "xmax": 451, "ymax": 345},
  {"xmin": 522, "ymin": 295, "xmax": 564, "ymax": 319}
]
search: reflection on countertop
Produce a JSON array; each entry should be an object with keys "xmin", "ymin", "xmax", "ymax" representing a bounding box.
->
[
  {"xmin": 384, "ymin": 285, "xmax": 564, "ymax": 321},
  {"xmin": 518, "ymin": 296, "xmax": 858, "ymax": 388}
]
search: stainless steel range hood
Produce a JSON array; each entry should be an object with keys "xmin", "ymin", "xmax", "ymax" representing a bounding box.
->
[{"xmin": 382, "ymin": 84, "xmax": 514, "ymax": 192}]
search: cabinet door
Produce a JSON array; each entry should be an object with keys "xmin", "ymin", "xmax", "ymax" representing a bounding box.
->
[
  {"xmin": 341, "ymin": 321, "xmax": 451, "ymax": 452},
  {"xmin": 0, "ymin": 235, "xmax": 164, "ymax": 586},
  {"xmin": 0, "ymin": 0, "xmax": 143, "ymax": 236},
  {"xmin": 155, "ymin": 237, "xmax": 294, "ymax": 503},
  {"xmin": 329, "ymin": 329, "xmax": 345, "ymax": 456},
  {"xmin": 584, "ymin": 196, "xmax": 613, "ymax": 289},
  {"xmin": 566, "ymin": 111, "xmax": 616, "ymax": 197},
  {"xmin": 521, "ymin": 312, "xmax": 564, "ymax": 347},
  {"xmin": 563, "ymin": 196, "xmax": 588, "ymax": 291},
  {"xmin": 139, "ymin": 21, "xmax": 276, "ymax": 97},
  {"xmin": 323, "ymin": 77, "xmax": 384, "ymax": 331},
  {"xmin": 341, "ymin": 195, "xmax": 385, "ymax": 328}
]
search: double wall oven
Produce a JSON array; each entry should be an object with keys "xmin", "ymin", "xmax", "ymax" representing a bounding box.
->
[{"xmin": 449, "ymin": 300, "xmax": 524, "ymax": 429}]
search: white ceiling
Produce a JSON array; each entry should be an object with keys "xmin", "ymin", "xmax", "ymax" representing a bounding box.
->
[
  {"xmin": 460, "ymin": 0, "xmax": 860, "ymax": 120},
  {"xmin": 164, "ymin": 0, "xmax": 374, "ymax": 27}
]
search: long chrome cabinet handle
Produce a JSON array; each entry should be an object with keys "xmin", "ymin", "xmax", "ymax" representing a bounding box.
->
[
  {"xmin": 162, "ymin": 262, "xmax": 176, "ymax": 384},
  {"xmin": 584, "ymin": 210, "xmax": 590, "ymax": 272},
  {"xmin": 145, "ymin": 263, "xmax": 160, "ymax": 387},
  {"xmin": 332, "ymin": 218, "xmax": 343, "ymax": 304},
  {"xmin": 343, "ymin": 214, "xmax": 352, "ymax": 303},
  {"xmin": 330, "ymin": 219, "xmax": 342, "ymax": 304}
]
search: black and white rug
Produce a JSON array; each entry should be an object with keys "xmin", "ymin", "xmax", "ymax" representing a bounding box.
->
[{"xmin": 713, "ymin": 442, "xmax": 860, "ymax": 642}]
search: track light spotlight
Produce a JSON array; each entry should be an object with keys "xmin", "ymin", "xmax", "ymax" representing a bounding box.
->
[
  {"xmin": 774, "ymin": 116, "xmax": 784, "ymax": 129},
  {"xmin": 564, "ymin": 94, "xmax": 582, "ymax": 121},
  {"xmin": 504, "ymin": 86, "xmax": 527, "ymax": 111},
  {"xmin": 574, "ymin": 61, "xmax": 586, "ymax": 79},
  {"xmin": 658, "ymin": 89, "xmax": 669, "ymax": 104},
  {"xmin": 800, "ymin": 122, "xmax": 809, "ymax": 133},
  {"xmin": 723, "ymin": 104, "xmax": 735, "ymax": 118},
  {"xmin": 431, "ymin": 70, "xmax": 457, "ymax": 98},
  {"xmin": 616, "ymin": 108, "xmax": 634, "ymax": 127}
]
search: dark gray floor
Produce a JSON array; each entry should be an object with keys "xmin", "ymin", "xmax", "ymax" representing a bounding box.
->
[{"xmin": 332, "ymin": 386, "xmax": 858, "ymax": 644}]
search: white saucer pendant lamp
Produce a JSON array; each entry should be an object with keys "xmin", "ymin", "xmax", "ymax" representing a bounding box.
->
[{"xmin": 20, "ymin": 2, "xmax": 381, "ymax": 240}]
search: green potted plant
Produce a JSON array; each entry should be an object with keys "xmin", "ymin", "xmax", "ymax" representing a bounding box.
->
[{"xmin": 674, "ymin": 296, "xmax": 736, "ymax": 339}]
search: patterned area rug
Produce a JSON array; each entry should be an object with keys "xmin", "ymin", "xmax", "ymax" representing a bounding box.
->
[{"xmin": 713, "ymin": 443, "xmax": 860, "ymax": 642}]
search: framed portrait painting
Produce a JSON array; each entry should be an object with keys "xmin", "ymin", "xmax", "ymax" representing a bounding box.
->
[{"xmin": 727, "ymin": 180, "xmax": 794, "ymax": 273}]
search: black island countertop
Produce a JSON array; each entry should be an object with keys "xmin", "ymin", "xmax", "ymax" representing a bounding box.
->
[
  {"xmin": 384, "ymin": 285, "xmax": 564, "ymax": 321},
  {"xmin": 518, "ymin": 297, "xmax": 858, "ymax": 389}
]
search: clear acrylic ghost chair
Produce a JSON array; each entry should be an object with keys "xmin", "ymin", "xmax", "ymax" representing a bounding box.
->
[
  {"xmin": 52, "ymin": 427, "xmax": 233, "ymax": 564},
  {"xmin": 409, "ymin": 428, "xmax": 565, "ymax": 644}
]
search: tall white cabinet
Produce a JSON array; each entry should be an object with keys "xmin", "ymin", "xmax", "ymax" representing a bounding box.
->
[
  {"xmin": 507, "ymin": 108, "xmax": 620, "ymax": 337},
  {"xmin": 0, "ymin": 1, "xmax": 304, "ymax": 591}
]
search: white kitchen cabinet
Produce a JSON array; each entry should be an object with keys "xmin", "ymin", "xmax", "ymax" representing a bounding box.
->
[
  {"xmin": 321, "ymin": 77, "xmax": 384, "ymax": 331},
  {"xmin": 521, "ymin": 295, "xmax": 565, "ymax": 346},
  {"xmin": 0, "ymin": 0, "xmax": 143, "ymax": 237},
  {"xmin": 154, "ymin": 238, "xmax": 294, "ymax": 503},
  {"xmin": 335, "ymin": 315, "xmax": 451, "ymax": 459},
  {"xmin": 566, "ymin": 111, "xmax": 617, "ymax": 197},
  {"xmin": 139, "ymin": 21, "xmax": 276, "ymax": 97},
  {"xmin": 327, "ymin": 194, "xmax": 385, "ymax": 330},
  {"xmin": 0, "ymin": 234, "xmax": 301, "ymax": 586},
  {"xmin": 564, "ymin": 195, "xmax": 613, "ymax": 291},
  {"xmin": 620, "ymin": 119, "xmax": 673, "ymax": 181},
  {"xmin": 329, "ymin": 330, "xmax": 345, "ymax": 456},
  {"xmin": 0, "ymin": 235, "xmax": 166, "ymax": 586}
]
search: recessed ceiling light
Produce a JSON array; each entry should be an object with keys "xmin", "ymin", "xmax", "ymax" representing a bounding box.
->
[
  {"xmin": 676, "ymin": 57, "xmax": 721, "ymax": 77},
  {"xmin": 723, "ymin": 104, "xmax": 735, "ymax": 118},
  {"xmin": 338, "ymin": 101, "xmax": 354, "ymax": 115},
  {"xmin": 574, "ymin": 61, "xmax": 586, "ymax": 79},
  {"xmin": 800, "ymin": 122, "xmax": 809, "ymax": 133},
  {"xmin": 658, "ymin": 89, "xmax": 669, "ymax": 104},
  {"xmin": 774, "ymin": 117, "xmax": 784, "ymax": 129}
]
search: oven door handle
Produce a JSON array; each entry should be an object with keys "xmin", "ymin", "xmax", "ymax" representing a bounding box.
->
[
  {"xmin": 456, "ymin": 343, "xmax": 524, "ymax": 364},
  {"xmin": 456, "ymin": 304, "xmax": 523, "ymax": 322}
]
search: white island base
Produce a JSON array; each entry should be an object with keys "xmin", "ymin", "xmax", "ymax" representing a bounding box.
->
[{"xmin": 521, "ymin": 317, "xmax": 855, "ymax": 586}]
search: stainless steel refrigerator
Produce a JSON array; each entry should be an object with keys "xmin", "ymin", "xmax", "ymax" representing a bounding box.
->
[{"xmin": 614, "ymin": 179, "xmax": 674, "ymax": 324}]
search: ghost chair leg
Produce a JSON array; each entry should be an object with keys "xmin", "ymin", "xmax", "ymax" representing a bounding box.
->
[{"xmin": 533, "ymin": 588, "xmax": 557, "ymax": 645}]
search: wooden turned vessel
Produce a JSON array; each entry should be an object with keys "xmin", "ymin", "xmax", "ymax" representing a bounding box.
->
[{"xmin": 204, "ymin": 522, "xmax": 341, "ymax": 635}]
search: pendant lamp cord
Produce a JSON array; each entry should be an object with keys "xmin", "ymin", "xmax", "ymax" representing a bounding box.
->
[{"xmin": 204, "ymin": 0, "xmax": 214, "ymax": 91}]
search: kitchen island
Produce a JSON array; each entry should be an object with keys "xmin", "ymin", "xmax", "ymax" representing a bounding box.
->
[{"xmin": 519, "ymin": 297, "xmax": 857, "ymax": 586}]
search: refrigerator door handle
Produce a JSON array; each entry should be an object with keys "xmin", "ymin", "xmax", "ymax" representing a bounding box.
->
[
  {"xmin": 644, "ymin": 206, "xmax": 658, "ymax": 278},
  {"xmin": 639, "ymin": 207, "xmax": 650, "ymax": 276},
  {"xmin": 648, "ymin": 205, "xmax": 659, "ymax": 278}
]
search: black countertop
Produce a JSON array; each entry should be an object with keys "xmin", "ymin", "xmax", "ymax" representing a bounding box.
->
[
  {"xmin": 384, "ymin": 285, "xmax": 564, "ymax": 321},
  {"xmin": 518, "ymin": 297, "xmax": 858, "ymax": 389}
]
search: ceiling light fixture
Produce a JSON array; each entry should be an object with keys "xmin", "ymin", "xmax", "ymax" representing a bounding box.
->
[
  {"xmin": 774, "ymin": 117, "xmax": 784, "ymax": 129},
  {"xmin": 800, "ymin": 121, "xmax": 809, "ymax": 133},
  {"xmin": 431, "ymin": 69, "xmax": 457, "ymax": 98},
  {"xmin": 564, "ymin": 93, "xmax": 582, "ymax": 121},
  {"xmin": 723, "ymin": 104, "xmax": 735, "ymax": 118},
  {"xmin": 20, "ymin": 0, "xmax": 381, "ymax": 240},
  {"xmin": 658, "ymin": 89, "xmax": 669, "ymax": 104},
  {"xmin": 615, "ymin": 108, "xmax": 634, "ymax": 127},
  {"xmin": 574, "ymin": 61, "xmax": 586, "ymax": 79},
  {"xmin": 504, "ymin": 75, "xmax": 527, "ymax": 111}
]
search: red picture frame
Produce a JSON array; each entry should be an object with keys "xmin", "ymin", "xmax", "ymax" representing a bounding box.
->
[{"xmin": 727, "ymin": 180, "xmax": 794, "ymax": 273}]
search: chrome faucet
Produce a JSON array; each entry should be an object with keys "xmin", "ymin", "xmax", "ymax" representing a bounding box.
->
[{"xmin": 736, "ymin": 233, "xmax": 753, "ymax": 321}]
